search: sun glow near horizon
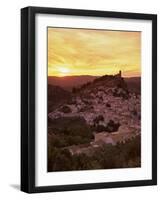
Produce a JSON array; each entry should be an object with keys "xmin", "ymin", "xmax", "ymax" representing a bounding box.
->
[{"xmin": 48, "ymin": 28, "xmax": 141, "ymax": 77}]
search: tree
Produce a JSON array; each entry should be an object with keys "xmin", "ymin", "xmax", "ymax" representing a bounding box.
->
[{"xmin": 59, "ymin": 105, "xmax": 72, "ymax": 113}]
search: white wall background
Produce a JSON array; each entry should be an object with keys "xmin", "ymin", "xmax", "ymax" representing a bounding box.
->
[{"xmin": 0, "ymin": 0, "xmax": 160, "ymax": 199}]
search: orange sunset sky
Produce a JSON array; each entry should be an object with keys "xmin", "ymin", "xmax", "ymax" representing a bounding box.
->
[{"xmin": 48, "ymin": 28, "xmax": 141, "ymax": 77}]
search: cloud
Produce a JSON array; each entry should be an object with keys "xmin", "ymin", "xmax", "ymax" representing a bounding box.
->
[{"xmin": 48, "ymin": 28, "xmax": 141, "ymax": 77}]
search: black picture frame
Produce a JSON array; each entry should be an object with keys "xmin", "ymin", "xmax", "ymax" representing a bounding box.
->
[{"xmin": 21, "ymin": 6, "xmax": 157, "ymax": 193}]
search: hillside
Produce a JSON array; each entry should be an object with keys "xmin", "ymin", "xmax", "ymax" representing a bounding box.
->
[
  {"xmin": 48, "ymin": 75, "xmax": 141, "ymax": 93},
  {"xmin": 124, "ymin": 77, "xmax": 141, "ymax": 94},
  {"xmin": 48, "ymin": 72, "xmax": 141, "ymax": 171},
  {"xmin": 48, "ymin": 84, "xmax": 71, "ymax": 112}
]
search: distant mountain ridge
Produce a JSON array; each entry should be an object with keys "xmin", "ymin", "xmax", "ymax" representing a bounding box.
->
[
  {"xmin": 48, "ymin": 75, "xmax": 98, "ymax": 91},
  {"xmin": 48, "ymin": 75, "xmax": 141, "ymax": 93}
]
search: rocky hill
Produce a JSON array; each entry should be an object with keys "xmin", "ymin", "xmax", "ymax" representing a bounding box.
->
[
  {"xmin": 48, "ymin": 72, "xmax": 141, "ymax": 171},
  {"xmin": 48, "ymin": 71, "xmax": 141, "ymax": 149}
]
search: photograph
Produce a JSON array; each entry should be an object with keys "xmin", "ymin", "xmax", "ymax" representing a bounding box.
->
[
  {"xmin": 47, "ymin": 27, "xmax": 141, "ymax": 172},
  {"xmin": 21, "ymin": 6, "xmax": 157, "ymax": 193}
]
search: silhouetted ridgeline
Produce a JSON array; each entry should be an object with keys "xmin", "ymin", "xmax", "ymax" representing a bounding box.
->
[
  {"xmin": 72, "ymin": 72, "xmax": 128, "ymax": 94},
  {"xmin": 48, "ymin": 75, "xmax": 98, "ymax": 91},
  {"xmin": 48, "ymin": 75, "xmax": 141, "ymax": 94}
]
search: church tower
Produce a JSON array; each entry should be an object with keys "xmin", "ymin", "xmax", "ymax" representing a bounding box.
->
[
  {"xmin": 116, "ymin": 70, "xmax": 122, "ymax": 78},
  {"xmin": 119, "ymin": 70, "xmax": 122, "ymax": 77}
]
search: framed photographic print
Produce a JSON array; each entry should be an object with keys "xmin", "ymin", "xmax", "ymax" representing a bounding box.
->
[{"xmin": 21, "ymin": 6, "xmax": 157, "ymax": 193}]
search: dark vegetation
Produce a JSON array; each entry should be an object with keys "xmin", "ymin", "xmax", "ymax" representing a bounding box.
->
[
  {"xmin": 72, "ymin": 75, "xmax": 128, "ymax": 94},
  {"xmin": 48, "ymin": 84, "xmax": 71, "ymax": 112},
  {"xmin": 59, "ymin": 105, "xmax": 72, "ymax": 113},
  {"xmin": 112, "ymin": 86, "xmax": 129, "ymax": 99},
  {"xmin": 106, "ymin": 103, "xmax": 111, "ymax": 107},
  {"xmin": 48, "ymin": 135, "xmax": 141, "ymax": 171},
  {"xmin": 91, "ymin": 119, "xmax": 120, "ymax": 133},
  {"xmin": 48, "ymin": 116, "xmax": 94, "ymax": 148},
  {"xmin": 124, "ymin": 77, "xmax": 141, "ymax": 94},
  {"xmin": 93, "ymin": 115, "xmax": 104, "ymax": 124},
  {"xmin": 78, "ymin": 105, "xmax": 94, "ymax": 112},
  {"xmin": 72, "ymin": 81, "xmax": 91, "ymax": 93}
]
